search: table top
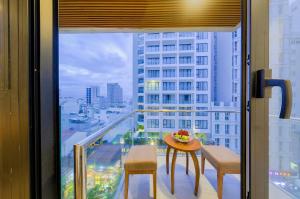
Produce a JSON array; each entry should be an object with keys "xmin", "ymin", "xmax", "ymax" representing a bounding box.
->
[{"xmin": 164, "ymin": 134, "xmax": 202, "ymax": 152}]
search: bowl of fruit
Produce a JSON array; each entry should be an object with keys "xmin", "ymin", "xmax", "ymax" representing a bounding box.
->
[{"xmin": 172, "ymin": 130, "xmax": 192, "ymax": 143}]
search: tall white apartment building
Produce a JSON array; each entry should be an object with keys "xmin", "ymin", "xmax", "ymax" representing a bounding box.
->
[
  {"xmin": 133, "ymin": 32, "xmax": 213, "ymax": 138},
  {"xmin": 133, "ymin": 31, "xmax": 242, "ymax": 153}
]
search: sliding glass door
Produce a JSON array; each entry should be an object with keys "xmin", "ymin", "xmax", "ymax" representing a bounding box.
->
[{"xmin": 250, "ymin": 0, "xmax": 299, "ymax": 198}]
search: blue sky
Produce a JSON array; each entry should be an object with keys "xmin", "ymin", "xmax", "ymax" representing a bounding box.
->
[{"xmin": 59, "ymin": 32, "xmax": 133, "ymax": 99}]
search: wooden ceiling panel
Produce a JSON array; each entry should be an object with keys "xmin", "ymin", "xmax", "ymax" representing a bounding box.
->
[{"xmin": 59, "ymin": 0, "xmax": 241, "ymax": 30}]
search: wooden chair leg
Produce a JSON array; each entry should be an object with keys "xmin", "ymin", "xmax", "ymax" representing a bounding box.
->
[
  {"xmin": 190, "ymin": 151, "xmax": 200, "ymax": 196},
  {"xmin": 201, "ymin": 155, "xmax": 205, "ymax": 175},
  {"xmin": 171, "ymin": 149, "xmax": 177, "ymax": 194},
  {"xmin": 186, "ymin": 152, "xmax": 189, "ymax": 175},
  {"xmin": 125, "ymin": 171, "xmax": 129, "ymax": 199},
  {"xmin": 166, "ymin": 146, "xmax": 171, "ymax": 174},
  {"xmin": 153, "ymin": 171, "xmax": 157, "ymax": 199},
  {"xmin": 217, "ymin": 171, "xmax": 224, "ymax": 199}
]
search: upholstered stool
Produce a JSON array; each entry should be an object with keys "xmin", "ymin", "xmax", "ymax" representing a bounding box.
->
[
  {"xmin": 124, "ymin": 145, "xmax": 157, "ymax": 199},
  {"xmin": 201, "ymin": 146, "xmax": 240, "ymax": 199}
]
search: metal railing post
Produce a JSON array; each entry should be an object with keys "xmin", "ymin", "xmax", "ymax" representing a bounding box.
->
[{"xmin": 74, "ymin": 144, "xmax": 86, "ymax": 199}]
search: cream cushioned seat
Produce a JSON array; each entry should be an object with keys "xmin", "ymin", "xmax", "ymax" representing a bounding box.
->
[
  {"xmin": 124, "ymin": 145, "xmax": 157, "ymax": 199},
  {"xmin": 125, "ymin": 145, "xmax": 157, "ymax": 171},
  {"xmin": 201, "ymin": 145, "xmax": 240, "ymax": 199},
  {"xmin": 201, "ymin": 146, "xmax": 240, "ymax": 172}
]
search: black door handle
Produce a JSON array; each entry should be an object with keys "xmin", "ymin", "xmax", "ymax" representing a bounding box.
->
[{"xmin": 253, "ymin": 69, "xmax": 292, "ymax": 119}]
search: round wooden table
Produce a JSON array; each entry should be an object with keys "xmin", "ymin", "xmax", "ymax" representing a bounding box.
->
[{"xmin": 164, "ymin": 134, "xmax": 202, "ymax": 196}]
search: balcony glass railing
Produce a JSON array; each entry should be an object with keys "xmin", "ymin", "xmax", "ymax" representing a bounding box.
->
[{"xmin": 72, "ymin": 109, "xmax": 241, "ymax": 199}]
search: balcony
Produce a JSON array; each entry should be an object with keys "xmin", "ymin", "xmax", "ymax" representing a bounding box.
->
[{"xmin": 69, "ymin": 110, "xmax": 242, "ymax": 199}]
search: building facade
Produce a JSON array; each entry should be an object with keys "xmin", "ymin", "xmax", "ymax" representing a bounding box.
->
[
  {"xmin": 133, "ymin": 31, "xmax": 241, "ymax": 153},
  {"xmin": 107, "ymin": 83, "xmax": 123, "ymax": 107},
  {"xmin": 86, "ymin": 86, "xmax": 100, "ymax": 105}
]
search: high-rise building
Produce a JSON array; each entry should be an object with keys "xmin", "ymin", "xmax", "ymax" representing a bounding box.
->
[
  {"xmin": 86, "ymin": 86, "xmax": 100, "ymax": 105},
  {"xmin": 132, "ymin": 31, "xmax": 241, "ymax": 153},
  {"xmin": 133, "ymin": 32, "xmax": 213, "ymax": 137},
  {"xmin": 211, "ymin": 29, "xmax": 241, "ymax": 153},
  {"xmin": 107, "ymin": 83, "xmax": 123, "ymax": 106}
]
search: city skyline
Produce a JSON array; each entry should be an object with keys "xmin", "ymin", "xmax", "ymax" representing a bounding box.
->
[{"xmin": 59, "ymin": 32, "xmax": 133, "ymax": 99}]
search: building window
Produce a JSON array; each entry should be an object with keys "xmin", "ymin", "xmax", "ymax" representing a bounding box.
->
[
  {"xmin": 196, "ymin": 32, "xmax": 208, "ymax": 39},
  {"xmin": 234, "ymin": 55, "xmax": 238, "ymax": 65},
  {"xmin": 147, "ymin": 70, "xmax": 160, "ymax": 78},
  {"xmin": 196, "ymin": 43, "xmax": 208, "ymax": 52},
  {"xmin": 163, "ymin": 57, "xmax": 176, "ymax": 64},
  {"xmin": 146, "ymin": 45, "xmax": 159, "ymax": 52},
  {"xmin": 163, "ymin": 82, "xmax": 176, "ymax": 90},
  {"xmin": 196, "ymin": 81, "xmax": 208, "ymax": 91},
  {"xmin": 196, "ymin": 69, "xmax": 208, "ymax": 78},
  {"xmin": 147, "ymin": 106, "xmax": 159, "ymax": 116},
  {"xmin": 179, "ymin": 107, "xmax": 192, "ymax": 116},
  {"xmin": 179, "ymin": 56, "xmax": 192, "ymax": 64},
  {"xmin": 233, "ymin": 83, "xmax": 238, "ymax": 93},
  {"xmin": 225, "ymin": 125, "xmax": 230, "ymax": 134},
  {"xmin": 163, "ymin": 94, "xmax": 176, "ymax": 104},
  {"xmin": 225, "ymin": 138, "xmax": 230, "ymax": 148},
  {"xmin": 215, "ymin": 138, "xmax": 220, "ymax": 145},
  {"xmin": 138, "ymin": 96, "xmax": 144, "ymax": 103},
  {"xmin": 234, "ymin": 41, "xmax": 238, "ymax": 51},
  {"xmin": 196, "ymin": 56, "xmax": 208, "ymax": 65},
  {"xmin": 196, "ymin": 94, "xmax": 208, "ymax": 103},
  {"xmin": 138, "ymin": 78, "xmax": 144, "ymax": 83},
  {"xmin": 196, "ymin": 107, "xmax": 208, "ymax": 116},
  {"xmin": 215, "ymin": 112, "xmax": 219, "ymax": 120},
  {"xmin": 146, "ymin": 94, "xmax": 159, "ymax": 104},
  {"xmin": 235, "ymin": 125, "xmax": 238, "ymax": 135},
  {"xmin": 147, "ymin": 33, "xmax": 160, "ymax": 39},
  {"xmin": 179, "ymin": 69, "xmax": 192, "ymax": 77},
  {"xmin": 147, "ymin": 119, "xmax": 159, "ymax": 128},
  {"xmin": 225, "ymin": 113, "xmax": 230, "ymax": 120},
  {"xmin": 235, "ymin": 139, "xmax": 238, "ymax": 149},
  {"xmin": 138, "ymin": 59, "xmax": 144, "ymax": 64},
  {"xmin": 163, "ymin": 106, "xmax": 176, "ymax": 116},
  {"xmin": 138, "ymin": 69, "xmax": 144, "ymax": 74},
  {"xmin": 163, "ymin": 32, "xmax": 176, "ymax": 38},
  {"xmin": 179, "ymin": 94, "xmax": 192, "ymax": 104},
  {"xmin": 233, "ymin": 31, "xmax": 238, "ymax": 38},
  {"xmin": 179, "ymin": 43, "xmax": 193, "ymax": 51},
  {"xmin": 146, "ymin": 81, "xmax": 159, "ymax": 91},
  {"xmin": 179, "ymin": 120, "xmax": 192, "ymax": 129},
  {"xmin": 163, "ymin": 119, "xmax": 175, "ymax": 128},
  {"xmin": 138, "ymin": 105, "xmax": 144, "ymax": 110},
  {"xmin": 163, "ymin": 44, "xmax": 176, "ymax": 51},
  {"xmin": 215, "ymin": 124, "xmax": 220, "ymax": 134},
  {"xmin": 137, "ymin": 47, "xmax": 144, "ymax": 55},
  {"xmin": 179, "ymin": 32, "xmax": 194, "ymax": 37},
  {"xmin": 138, "ymin": 114, "xmax": 144, "ymax": 122},
  {"xmin": 147, "ymin": 57, "xmax": 160, "ymax": 65},
  {"xmin": 137, "ymin": 36, "xmax": 144, "ymax": 45},
  {"xmin": 234, "ymin": 69, "xmax": 238, "ymax": 79},
  {"xmin": 179, "ymin": 82, "xmax": 192, "ymax": 90},
  {"xmin": 195, "ymin": 120, "xmax": 208, "ymax": 129},
  {"xmin": 163, "ymin": 69, "xmax": 176, "ymax": 77},
  {"xmin": 138, "ymin": 87, "xmax": 144, "ymax": 93}
]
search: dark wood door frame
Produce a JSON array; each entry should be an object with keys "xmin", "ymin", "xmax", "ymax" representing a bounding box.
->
[{"xmin": 30, "ymin": 0, "xmax": 60, "ymax": 198}]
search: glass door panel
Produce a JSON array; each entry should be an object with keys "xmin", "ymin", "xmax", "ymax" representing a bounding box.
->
[{"xmin": 269, "ymin": 0, "xmax": 300, "ymax": 198}]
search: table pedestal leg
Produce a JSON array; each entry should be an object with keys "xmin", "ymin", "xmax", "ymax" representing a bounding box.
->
[
  {"xmin": 186, "ymin": 152, "xmax": 189, "ymax": 175},
  {"xmin": 171, "ymin": 149, "xmax": 177, "ymax": 194},
  {"xmin": 166, "ymin": 146, "xmax": 171, "ymax": 174},
  {"xmin": 190, "ymin": 151, "xmax": 200, "ymax": 196}
]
